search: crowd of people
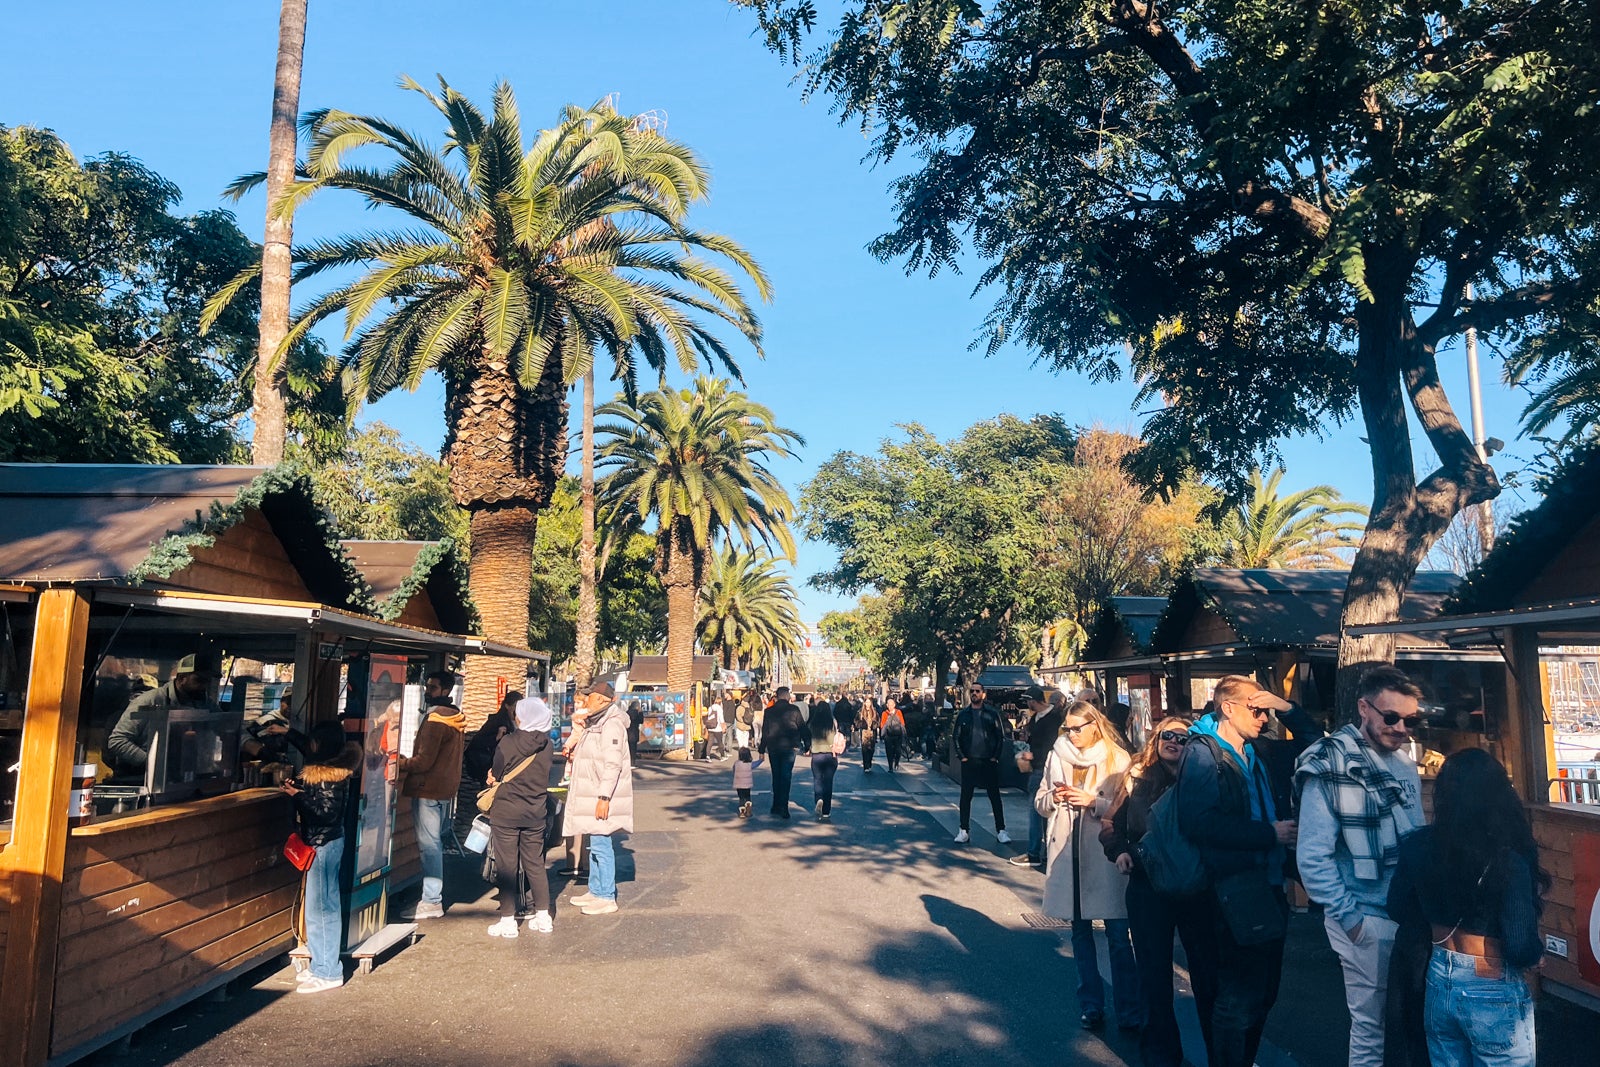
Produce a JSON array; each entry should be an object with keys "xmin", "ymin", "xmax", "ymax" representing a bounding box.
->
[{"xmin": 996, "ymin": 668, "xmax": 1547, "ymax": 1067}]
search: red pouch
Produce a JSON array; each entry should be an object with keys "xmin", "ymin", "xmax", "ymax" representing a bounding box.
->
[{"xmin": 283, "ymin": 832, "xmax": 316, "ymax": 872}]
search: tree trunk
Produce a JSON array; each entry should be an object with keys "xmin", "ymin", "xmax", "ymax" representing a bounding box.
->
[
  {"xmin": 462, "ymin": 504, "xmax": 538, "ymax": 727},
  {"xmin": 663, "ymin": 558, "xmax": 698, "ymax": 695},
  {"xmin": 251, "ymin": 0, "xmax": 307, "ymax": 466},
  {"xmin": 573, "ymin": 368, "xmax": 598, "ymax": 687},
  {"xmin": 1335, "ymin": 270, "xmax": 1499, "ymax": 717}
]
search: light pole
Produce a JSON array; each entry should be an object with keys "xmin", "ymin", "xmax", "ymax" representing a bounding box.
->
[{"xmin": 1463, "ymin": 283, "xmax": 1495, "ymax": 557}]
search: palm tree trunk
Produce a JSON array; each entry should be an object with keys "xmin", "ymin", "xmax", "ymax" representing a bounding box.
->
[
  {"xmin": 252, "ymin": 0, "xmax": 307, "ymax": 465},
  {"xmin": 663, "ymin": 537, "xmax": 699, "ymax": 694},
  {"xmin": 462, "ymin": 504, "xmax": 537, "ymax": 726},
  {"xmin": 573, "ymin": 368, "xmax": 599, "ymax": 687}
]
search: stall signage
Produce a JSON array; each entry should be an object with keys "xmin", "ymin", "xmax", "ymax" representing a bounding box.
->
[
  {"xmin": 1575, "ymin": 830, "xmax": 1600, "ymax": 983},
  {"xmin": 318, "ymin": 640, "xmax": 343, "ymax": 661}
]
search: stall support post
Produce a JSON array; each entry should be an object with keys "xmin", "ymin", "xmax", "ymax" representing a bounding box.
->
[
  {"xmin": 0, "ymin": 587, "xmax": 90, "ymax": 1067},
  {"xmin": 1503, "ymin": 627, "xmax": 1552, "ymax": 803}
]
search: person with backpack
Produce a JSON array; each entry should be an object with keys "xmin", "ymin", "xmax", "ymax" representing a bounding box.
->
[
  {"xmin": 1102, "ymin": 716, "xmax": 1218, "ymax": 1065},
  {"xmin": 1037, "ymin": 699, "xmax": 1140, "ymax": 1031},
  {"xmin": 878, "ymin": 703, "xmax": 907, "ymax": 771},
  {"xmin": 1293, "ymin": 667, "xmax": 1425, "ymax": 1067},
  {"xmin": 1176, "ymin": 675, "xmax": 1299, "ymax": 1067}
]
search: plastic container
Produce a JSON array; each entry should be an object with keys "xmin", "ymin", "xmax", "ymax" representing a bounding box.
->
[
  {"xmin": 67, "ymin": 764, "xmax": 97, "ymax": 826},
  {"xmin": 464, "ymin": 814, "xmax": 491, "ymax": 854}
]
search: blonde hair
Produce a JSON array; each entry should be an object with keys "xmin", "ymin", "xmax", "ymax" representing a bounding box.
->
[
  {"xmin": 1211, "ymin": 674, "xmax": 1260, "ymax": 711},
  {"xmin": 1060, "ymin": 699, "xmax": 1130, "ymax": 755}
]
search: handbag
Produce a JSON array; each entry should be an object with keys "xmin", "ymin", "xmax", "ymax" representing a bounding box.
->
[
  {"xmin": 831, "ymin": 730, "xmax": 847, "ymax": 756},
  {"xmin": 283, "ymin": 831, "xmax": 316, "ymax": 872},
  {"xmin": 476, "ymin": 750, "xmax": 541, "ymax": 813},
  {"xmin": 1213, "ymin": 866, "xmax": 1288, "ymax": 945},
  {"xmin": 1135, "ymin": 773, "xmax": 1208, "ymax": 898}
]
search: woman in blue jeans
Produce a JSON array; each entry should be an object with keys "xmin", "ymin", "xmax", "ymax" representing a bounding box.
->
[
  {"xmin": 1036, "ymin": 700, "xmax": 1142, "ymax": 1030},
  {"xmin": 1388, "ymin": 749, "xmax": 1546, "ymax": 1067},
  {"xmin": 284, "ymin": 724, "xmax": 359, "ymax": 994}
]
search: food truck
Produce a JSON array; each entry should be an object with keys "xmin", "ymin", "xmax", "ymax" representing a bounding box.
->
[{"xmin": 0, "ymin": 465, "xmax": 542, "ymax": 1067}]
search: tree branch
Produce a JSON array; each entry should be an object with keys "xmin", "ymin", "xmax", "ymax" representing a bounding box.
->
[{"xmin": 1415, "ymin": 282, "xmax": 1563, "ymax": 347}]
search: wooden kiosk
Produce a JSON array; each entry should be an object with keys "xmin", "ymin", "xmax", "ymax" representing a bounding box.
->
[
  {"xmin": 1350, "ymin": 449, "xmax": 1600, "ymax": 1011},
  {"xmin": 0, "ymin": 465, "xmax": 540, "ymax": 1066}
]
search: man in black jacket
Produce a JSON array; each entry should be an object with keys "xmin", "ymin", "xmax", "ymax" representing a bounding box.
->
[
  {"xmin": 1176, "ymin": 675, "xmax": 1300, "ymax": 1067},
  {"xmin": 758, "ymin": 687, "xmax": 806, "ymax": 819},
  {"xmin": 953, "ymin": 684, "xmax": 1011, "ymax": 845},
  {"xmin": 1009, "ymin": 686, "xmax": 1063, "ymax": 867}
]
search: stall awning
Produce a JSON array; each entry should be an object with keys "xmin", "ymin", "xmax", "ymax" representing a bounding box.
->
[
  {"xmin": 92, "ymin": 587, "xmax": 546, "ymax": 659},
  {"xmin": 1348, "ymin": 596, "xmax": 1600, "ymax": 638},
  {"xmin": 1043, "ymin": 655, "xmax": 1163, "ymax": 675}
]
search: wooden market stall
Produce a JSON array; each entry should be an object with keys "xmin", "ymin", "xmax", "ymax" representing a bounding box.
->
[
  {"xmin": 0, "ymin": 465, "xmax": 539, "ymax": 1067},
  {"xmin": 1350, "ymin": 449, "xmax": 1600, "ymax": 1011}
]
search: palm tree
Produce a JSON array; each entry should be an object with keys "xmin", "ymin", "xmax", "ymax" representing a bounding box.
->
[
  {"xmin": 252, "ymin": 0, "xmax": 308, "ymax": 464},
  {"xmin": 205, "ymin": 80, "xmax": 769, "ymax": 722},
  {"xmin": 698, "ymin": 545, "xmax": 804, "ymax": 670},
  {"xmin": 1216, "ymin": 468, "xmax": 1369, "ymax": 569},
  {"xmin": 573, "ymin": 367, "xmax": 599, "ymax": 687},
  {"xmin": 597, "ymin": 377, "xmax": 801, "ymax": 692}
]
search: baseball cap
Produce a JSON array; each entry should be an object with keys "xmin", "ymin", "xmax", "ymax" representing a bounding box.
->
[
  {"xmin": 174, "ymin": 653, "xmax": 219, "ymax": 677},
  {"xmin": 1024, "ymin": 685, "xmax": 1046, "ymax": 703}
]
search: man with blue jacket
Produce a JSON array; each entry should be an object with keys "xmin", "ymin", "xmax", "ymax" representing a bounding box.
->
[{"xmin": 1177, "ymin": 675, "xmax": 1300, "ymax": 1067}]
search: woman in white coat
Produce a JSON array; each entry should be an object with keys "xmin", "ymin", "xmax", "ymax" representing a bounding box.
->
[{"xmin": 1037, "ymin": 699, "xmax": 1143, "ymax": 1031}]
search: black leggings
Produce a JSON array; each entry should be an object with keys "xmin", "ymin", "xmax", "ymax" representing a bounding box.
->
[
  {"xmin": 883, "ymin": 731, "xmax": 904, "ymax": 767},
  {"xmin": 1127, "ymin": 870, "xmax": 1219, "ymax": 1067},
  {"xmin": 811, "ymin": 753, "xmax": 838, "ymax": 814},
  {"xmin": 491, "ymin": 820, "xmax": 552, "ymax": 918}
]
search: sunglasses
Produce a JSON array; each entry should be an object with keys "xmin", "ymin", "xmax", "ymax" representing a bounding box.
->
[
  {"xmin": 1366, "ymin": 702, "xmax": 1423, "ymax": 730},
  {"xmin": 1063, "ymin": 722, "xmax": 1096, "ymax": 735},
  {"xmin": 1157, "ymin": 730, "xmax": 1189, "ymax": 743}
]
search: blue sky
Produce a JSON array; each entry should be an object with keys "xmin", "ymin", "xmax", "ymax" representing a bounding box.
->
[{"xmin": 5, "ymin": 1, "xmax": 1548, "ymax": 623}]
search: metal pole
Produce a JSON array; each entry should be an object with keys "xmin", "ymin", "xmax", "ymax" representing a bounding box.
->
[{"xmin": 1463, "ymin": 282, "xmax": 1496, "ymax": 555}]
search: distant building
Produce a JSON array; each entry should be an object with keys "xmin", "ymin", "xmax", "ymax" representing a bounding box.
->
[{"xmin": 793, "ymin": 625, "xmax": 871, "ymax": 687}]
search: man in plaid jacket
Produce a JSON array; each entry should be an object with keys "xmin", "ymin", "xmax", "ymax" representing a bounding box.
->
[{"xmin": 1293, "ymin": 667, "xmax": 1426, "ymax": 1067}]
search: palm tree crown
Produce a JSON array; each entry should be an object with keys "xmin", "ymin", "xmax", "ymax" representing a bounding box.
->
[
  {"xmin": 597, "ymin": 376, "xmax": 801, "ymax": 691},
  {"xmin": 1216, "ymin": 468, "xmax": 1368, "ymax": 569},
  {"xmin": 205, "ymin": 78, "xmax": 770, "ymax": 722},
  {"xmin": 698, "ymin": 546, "xmax": 804, "ymax": 671}
]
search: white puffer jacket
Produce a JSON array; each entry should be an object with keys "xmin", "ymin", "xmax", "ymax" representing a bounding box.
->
[{"xmin": 562, "ymin": 704, "xmax": 635, "ymax": 836}]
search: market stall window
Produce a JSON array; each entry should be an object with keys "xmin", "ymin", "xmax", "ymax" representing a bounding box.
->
[
  {"xmin": 1541, "ymin": 643, "xmax": 1600, "ymax": 805},
  {"xmin": 0, "ymin": 599, "xmax": 35, "ymax": 848}
]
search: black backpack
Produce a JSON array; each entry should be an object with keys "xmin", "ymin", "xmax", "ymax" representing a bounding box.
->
[{"xmin": 1135, "ymin": 735, "xmax": 1238, "ymax": 898}]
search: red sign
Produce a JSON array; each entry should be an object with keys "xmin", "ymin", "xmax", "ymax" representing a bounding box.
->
[{"xmin": 1576, "ymin": 830, "xmax": 1600, "ymax": 983}]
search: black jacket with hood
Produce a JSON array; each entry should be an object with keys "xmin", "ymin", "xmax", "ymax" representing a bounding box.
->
[
  {"xmin": 292, "ymin": 743, "xmax": 361, "ymax": 847},
  {"xmin": 490, "ymin": 727, "xmax": 554, "ymax": 828}
]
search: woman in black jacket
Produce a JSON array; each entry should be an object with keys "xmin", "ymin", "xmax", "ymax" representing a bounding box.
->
[
  {"xmin": 463, "ymin": 690, "xmax": 520, "ymax": 784},
  {"xmin": 283, "ymin": 723, "xmax": 360, "ymax": 993},
  {"xmin": 1102, "ymin": 716, "xmax": 1217, "ymax": 1067},
  {"xmin": 486, "ymin": 696, "xmax": 556, "ymax": 938},
  {"xmin": 1387, "ymin": 748, "xmax": 1546, "ymax": 1067}
]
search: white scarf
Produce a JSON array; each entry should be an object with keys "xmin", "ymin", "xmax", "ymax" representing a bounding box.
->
[{"xmin": 1054, "ymin": 735, "xmax": 1108, "ymax": 769}]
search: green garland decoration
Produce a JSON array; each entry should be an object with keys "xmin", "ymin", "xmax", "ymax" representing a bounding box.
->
[
  {"xmin": 127, "ymin": 463, "xmax": 375, "ymax": 613},
  {"xmin": 374, "ymin": 537, "xmax": 482, "ymax": 634}
]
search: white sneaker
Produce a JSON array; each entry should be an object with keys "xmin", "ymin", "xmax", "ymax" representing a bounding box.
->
[
  {"xmin": 568, "ymin": 892, "xmax": 598, "ymax": 907},
  {"xmin": 405, "ymin": 900, "xmax": 445, "ymax": 920},
  {"xmin": 954, "ymin": 829, "xmax": 970, "ymax": 843},
  {"xmin": 580, "ymin": 898, "xmax": 618, "ymax": 915},
  {"xmin": 487, "ymin": 916, "xmax": 520, "ymax": 938},
  {"xmin": 527, "ymin": 911, "xmax": 554, "ymax": 934},
  {"xmin": 295, "ymin": 976, "xmax": 343, "ymax": 994},
  {"xmin": 997, "ymin": 829, "xmax": 1012, "ymax": 844}
]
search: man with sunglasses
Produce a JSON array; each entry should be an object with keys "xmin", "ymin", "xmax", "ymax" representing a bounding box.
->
[{"xmin": 1293, "ymin": 667, "xmax": 1425, "ymax": 1067}]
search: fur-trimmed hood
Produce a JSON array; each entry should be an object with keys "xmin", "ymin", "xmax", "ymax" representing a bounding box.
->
[{"xmin": 298, "ymin": 741, "xmax": 362, "ymax": 784}]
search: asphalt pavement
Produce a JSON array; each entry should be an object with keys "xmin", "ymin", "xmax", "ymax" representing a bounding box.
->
[{"xmin": 79, "ymin": 751, "xmax": 1592, "ymax": 1067}]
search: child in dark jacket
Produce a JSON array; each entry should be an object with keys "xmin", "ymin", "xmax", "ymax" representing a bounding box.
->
[{"xmin": 283, "ymin": 723, "xmax": 360, "ymax": 993}]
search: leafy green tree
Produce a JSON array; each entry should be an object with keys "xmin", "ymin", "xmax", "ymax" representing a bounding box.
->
[
  {"xmin": 296, "ymin": 421, "xmax": 466, "ymax": 543},
  {"xmin": 803, "ymin": 414, "xmax": 1076, "ymax": 706},
  {"xmin": 742, "ymin": 0, "xmax": 1600, "ymax": 708},
  {"xmin": 698, "ymin": 546, "xmax": 804, "ymax": 670},
  {"xmin": 597, "ymin": 377, "xmax": 800, "ymax": 692},
  {"xmin": 206, "ymin": 80, "xmax": 769, "ymax": 721},
  {"xmin": 1215, "ymin": 469, "xmax": 1369, "ymax": 569},
  {"xmin": 0, "ymin": 126, "xmax": 261, "ymax": 462}
]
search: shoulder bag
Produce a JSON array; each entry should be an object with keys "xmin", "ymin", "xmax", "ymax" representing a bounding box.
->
[
  {"xmin": 476, "ymin": 750, "xmax": 541, "ymax": 813},
  {"xmin": 283, "ymin": 831, "xmax": 316, "ymax": 872}
]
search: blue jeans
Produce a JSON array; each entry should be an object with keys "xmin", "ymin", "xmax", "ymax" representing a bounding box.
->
[
  {"xmin": 588, "ymin": 833, "xmax": 617, "ymax": 902},
  {"xmin": 1025, "ymin": 769, "xmax": 1045, "ymax": 859},
  {"xmin": 413, "ymin": 797, "xmax": 448, "ymax": 904},
  {"xmin": 305, "ymin": 836, "xmax": 345, "ymax": 981},
  {"xmin": 1425, "ymin": 947, "xmax": 1535, "ymax": 1067},
  {"xmin": 1072, "ymin": 917, "xmax": 1142, "ymax": 1026}
]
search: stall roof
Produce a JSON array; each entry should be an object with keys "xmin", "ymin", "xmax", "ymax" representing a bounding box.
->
[
  {"xmin": 1082, "ymin": 596, "xmax": 1167, "ymax": 660},
  {"xmin": 0, "ymin": 463, "xmax": 370, "ymax": 611},
  {"xmin": 627, "ymin": 655, "xmax": 717, "ymax": 686},
  {"xmin": 1150, "ymin": 568, "xmax": 1463, "ymax": 653},
  {"xmin": 342, "ymin": 539, "xmax": 480, "ymax": 635}
]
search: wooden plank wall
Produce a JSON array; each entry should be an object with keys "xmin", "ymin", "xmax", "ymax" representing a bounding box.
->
[
  {"xmin": 164, "ymin": 511, "xmax": 313, "ymax": 602},
  {"xmin": 0, "ymin": 865, "xmax": 10, "ymax": 975},
  {"xmin": 49, "ymin": 792, "xmax": 298, "ymax": 1059},
  {"xmin": 1531, "ymin": 805, "xmax": 1600, "ymax": 1003}
]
